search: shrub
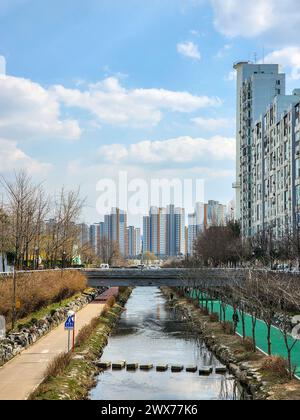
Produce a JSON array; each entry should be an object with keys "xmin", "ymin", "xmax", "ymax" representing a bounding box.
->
[
  {"xmin": 0, "ymin": 271, "xmax": 87, "ymax": 324},
  {"xmin": 106, "ymin": 296, "xmax": 116, "ymax": 308},
  {"xmin": 44, "ymin": 352, "xmax": 72, "ymax": 380},
  {"xmin": 243, "ymin": 337, "xmax": 255, "ymax": 352},
  {"xmin": 75, "ymin": 316, "xmax": 99, "ymax": 348},
  {"xmin": 202, "ymin": 307, "xmax": 209, "ymax": 315},
  {"xmin": 222, "ymin": 321, "xmax": 234, "ymax": 335},
  {"xmin": 262, "ymin": 356, "xmax": 291, "ymax": 381},
  {"xmin": 209, "ymin": 312, "xmax": 219, "ymax": 323}
]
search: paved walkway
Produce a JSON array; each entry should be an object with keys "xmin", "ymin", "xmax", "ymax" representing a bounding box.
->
[
  {"xmin": 189, "ymin": 290, "xmax": 300, "ymax": 377},
  {"xmin": 0, "ymin": 302, "xmax": 105, "ymax": 400}
]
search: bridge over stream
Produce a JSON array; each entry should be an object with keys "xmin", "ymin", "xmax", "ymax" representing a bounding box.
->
[{"xmin": 84, "ymin": 268, "xmax": 248, "ymax": 287}]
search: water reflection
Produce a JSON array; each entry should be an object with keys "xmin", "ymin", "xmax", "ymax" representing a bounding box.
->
[{"xmin": 90, "ymin": 287, "xmax": 239, "ymax": 401}]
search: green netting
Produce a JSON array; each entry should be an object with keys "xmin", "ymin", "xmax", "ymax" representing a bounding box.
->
[{"xmin": 187, "ymin": 289, "xmax": 300, "ymax": 377}]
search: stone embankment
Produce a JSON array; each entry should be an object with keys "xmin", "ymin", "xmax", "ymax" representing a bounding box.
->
[
  {"xmin": 30, "ymin": 288, "xmax": 133, "ymax": 400},
  {"xmin": 161, "ymin": 287, "xmax": 270, "ymax": 400},
  {"xmin": 0, "ymin": 288, "xmax": 107, "ymax": 366}
]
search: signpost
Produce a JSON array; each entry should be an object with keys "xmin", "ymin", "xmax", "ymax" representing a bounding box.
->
[{"xmin": 65, "ymin": 310, "xmax": 75, "ymax": 352}]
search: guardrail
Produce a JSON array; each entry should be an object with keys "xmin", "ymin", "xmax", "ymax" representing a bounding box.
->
[{"xmin": 0, "ymin": 268, "xmax": 81, "ymax": 278}]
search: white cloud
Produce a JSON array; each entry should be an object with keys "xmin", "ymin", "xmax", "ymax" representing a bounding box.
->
[
  {"xmin": 0, "ymin": 74, "xmax": 81, "ymax": 141},
  {"xmin": 264, "ymin": 47, "xmax": 300, "ymax": 80},
  {"xmin": 98, "ymin": 135, "xmax": 235, "ymax": 165},
  {"xmin": 177, "ymin": 41, "xmax": 201, "ymax": 60},
  {"xmin": 0, "ymin": 56, "xmax": 6, "ymax": 76},
  {"xmin": 224, "ymin": 70, "xmax": 236, "ymax": 82},
  {"xmin": 211, "ymin": 0, "xmax": 300, "ymax": 42},
  {"xmin": 53, "ymin": 77, "xmax": 221, "ymax": 128},
  {"xmin": 0, "ymin": 138, "xmax": 51, "ymax": 174},
  {"xmin": 215, "ymin": 44, "xmax": 232, "ymax": 59},
  {"xmin": 192, "ymin": 117, "xmax": 234, "ymax": 131}
]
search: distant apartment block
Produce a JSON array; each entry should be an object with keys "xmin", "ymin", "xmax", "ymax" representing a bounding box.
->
[
  {"xmin": 127, "ymin": 226, "xmax": 142, "ymax": 258},
  {"xmin": 104, "ymin": 208, "xmax": 128, "ymax": 256},
  {"xmin": 187, "ymin": 201, "xmax": 226, "ymax": 256},
  {"xmin": 78, "ymin": 223, "xmax": 89, "ymax": 248},
  {"xmin": 143, "ymin": 205, "xmax": 185, "ymax": 258}
]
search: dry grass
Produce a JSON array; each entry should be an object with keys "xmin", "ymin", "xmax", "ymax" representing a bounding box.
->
[
  {"xmin": 209, "ymin": 312, "xmax": 219, "ymax": 323},
  {"xmin": 44, "ymin": 352, "xmax": 72, "ymax": 380},
  {"xmin": 222, "ymin": 321, "xmax": 234, "ymax": 335},
  {"xmin": 243, "ymin": 337, "xmax": 255, "ymax": 352},
  {"xmin": 75, "ymin": 296, "xmax": 118, "ymax": 348},
  {"xmin": 106, "ymin": 296, "xmax": 116, "ymax": 308},
  {"xmin": 75, "ymin": 316, "xmax": 100, "ymax": 348},
  {"xmin": 262, "ymin": 356, "xmax": 291, "ymax": 381},
  {"xmin": 0, "ymin": 270, "xmax": 87, "ymax": 322}
]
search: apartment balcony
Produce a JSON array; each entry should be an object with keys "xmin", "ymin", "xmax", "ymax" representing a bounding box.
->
[{"xmin": 232, "ymin": 182, "xmax": 240, "ymax": 189}]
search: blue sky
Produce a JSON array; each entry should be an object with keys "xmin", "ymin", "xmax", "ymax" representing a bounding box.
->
[{"xmin": 1, "ymin": 0, "xmax": 300, "ymax": 225}]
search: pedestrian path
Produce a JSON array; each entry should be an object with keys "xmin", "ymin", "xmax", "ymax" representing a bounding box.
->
[
  {"xmin": 0, "ymin": 301, "xmax": 105, "ymax": 400},
  {"xmin": 188, "ymin": 291, "xmax": 300, "ymax": 377}
]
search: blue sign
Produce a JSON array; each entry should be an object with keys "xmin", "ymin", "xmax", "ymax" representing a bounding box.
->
[{"xmin": 64, "ymin": 316, "xmax": 74, "ymax": 330}]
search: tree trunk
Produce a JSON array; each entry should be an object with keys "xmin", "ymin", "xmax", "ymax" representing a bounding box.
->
[
  {"xmin": 251, "ymin": 315, "xmax": 257, "ymax": 352},
  {"xmin": 267, "ymin": 323, "xmax": 272, "ymax": 356}
]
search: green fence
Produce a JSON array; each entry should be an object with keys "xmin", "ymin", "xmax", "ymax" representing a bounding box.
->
[{"xmin": 187, "ymin": 289, "xmax": 300, "ymax": 377}]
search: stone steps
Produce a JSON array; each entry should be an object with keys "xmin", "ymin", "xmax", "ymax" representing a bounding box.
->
[{"xmin": 96, "ymin": 360, "xmax": 228, "ymax": 375}]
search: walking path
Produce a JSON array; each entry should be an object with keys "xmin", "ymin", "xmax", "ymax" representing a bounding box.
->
[
  {"xmin": 0, "ymin": 301, "xmax": 105, "ymax": 400},
  {"xmin": 189, "ymin": 291, "xmax": 300, "ymax": 377}
]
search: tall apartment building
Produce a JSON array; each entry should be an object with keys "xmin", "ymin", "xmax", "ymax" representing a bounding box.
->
[
  {"xmin": 78, "ymin": 223, "xmax": 89, "ymax": 248},
  {"xmin": 251, "ymin": 90, "xmax": 300, "ymax": 237},
  {"xmin": 187, "ymin": 202, "xmax": 205, "ymax": 256},
  {"xmin": 205, "ymin": 200, "xmax": 227, "ymax": 227},
  {"xmin": 143, "ymin": 205, "xmax": 185, "ymax": 258},
  {"xmin": 89, "ymin": 224, "xmax": 97, "ymax": 253},
  {"xmin": 235, "ymin": 61, "xmax": 300, "ymax": 238},
  {"xmin": 234, "ymin": 62, "xmax": 286, "ymax": 237},
  {"xmin": 187, "ymin": 201, "xmax": 226, "ymax": 256},
  {"xmin": 127, "ymin": 226, "xmax": 142, "ymax": 258},
  {"xmin": 104, "ymin": 208, "xmax": 128, "ymax": 256},
  {"xmin": 168, "ymin": 205, "xmax": 185, "ymax": 257},
  {"xmin": 88, "ymin": 222, "xmax": 105, "ymax": 254}
]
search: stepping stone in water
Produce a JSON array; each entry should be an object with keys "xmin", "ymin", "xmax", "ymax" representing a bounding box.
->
[
  {"xmin": 112, "ymin": 361, "xmax": 126, "ymax": 370},
  {"xmin": 127, "ymin": 363, "xmax": 139, "ymax": 371},
  {"xmin": 96, "ymin": 361, "xmax": 111, "ymax": 369},
  {"xmin": 171, "ymin": 365, "xmax": 184, "ymax": 373},
  {"xmin": 215, "ymin": 366, "xmax": 227, "ymax": 374},
  {"xmin": 199, "ymin": 366, "xmax": 212, "ymax": 376},
  {"xmin": 140, "ymin": 364, "xmax": 153, "ymax": 371},
  {"xmin": 156, "ymin": 364, "xmax": 169, "ymax": 372},
  {"xmin": 186, "ymin": 366, "xmax": 198, "ymax": 373}
]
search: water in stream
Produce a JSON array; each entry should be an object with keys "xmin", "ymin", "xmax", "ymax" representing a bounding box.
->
[{"xmin": 90, "ymin": 287, "xmax": 239, "ymax": 400}]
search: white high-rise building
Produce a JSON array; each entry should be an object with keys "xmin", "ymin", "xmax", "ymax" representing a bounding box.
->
[
  {"xmin": 234, "ymin": 62, "xmax": 286, "ymax": 236},
  {"xmin": 205, "ymin": 200, "xmax": 227, "ymax": 227},
  {"xmin": 187, "ymin": 203, "xmax": 205, "ymax": 256},
  {"xmin": 251, "ymin": 90, "xmax": 300, "ymax": 238}
]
